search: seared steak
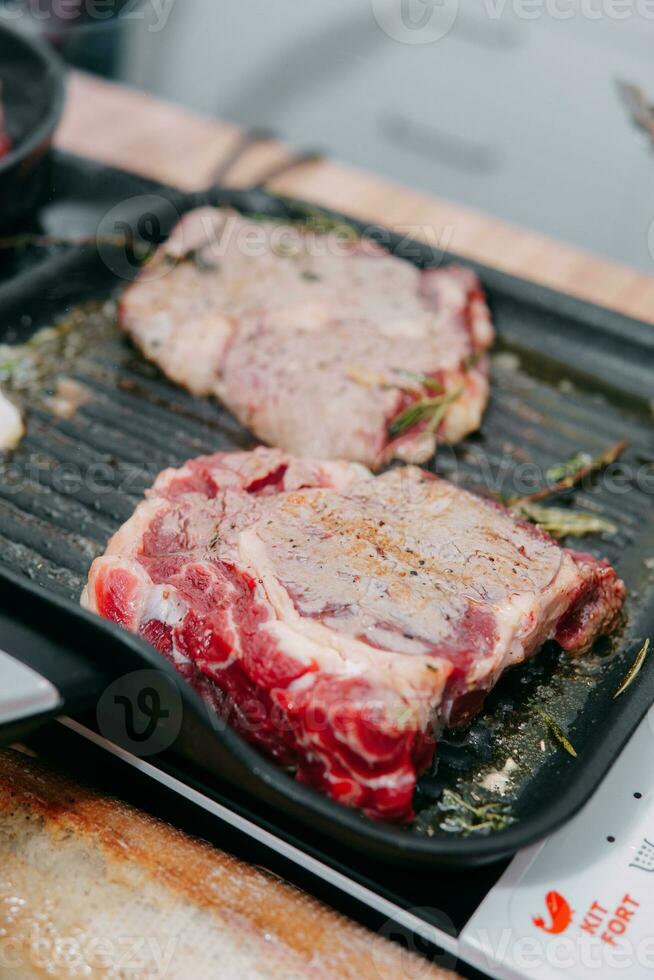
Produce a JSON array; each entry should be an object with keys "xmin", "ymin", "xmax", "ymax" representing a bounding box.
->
[
  {"xmin": 119, "ymin": 209, "xmax": 493, "ymax": 467},
  {"xmin": 83, "ymin": 448, "xmax": 625, "ymax": 821}
]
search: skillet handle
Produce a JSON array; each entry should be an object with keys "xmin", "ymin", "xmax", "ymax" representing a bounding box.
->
[{"xmin": 0, "ymin": 647, "xmax": 63, "ymax": 745}]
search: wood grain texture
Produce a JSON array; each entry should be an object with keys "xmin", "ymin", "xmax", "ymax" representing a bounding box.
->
[
  {"xmin": 57, "ymin": 71, "xmax": 654, "ymax": 324},
  {"xmin": 0, "ymin": 749, "xmax": 456, "ymax": 980}
]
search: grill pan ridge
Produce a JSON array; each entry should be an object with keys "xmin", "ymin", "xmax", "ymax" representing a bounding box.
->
[{"xmin": 0, "ymin": 152, "xmax": 652, "ymax": 867}]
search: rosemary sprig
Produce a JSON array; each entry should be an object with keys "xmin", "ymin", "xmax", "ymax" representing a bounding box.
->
[
  {"xmin": 508, "ymin": 440, "xmax": 627, "ymax": 508},
  {"xmin": 614, "ymin": 639, "xmax": 650, "ymax": 699},
  {"xmin": 388, "ymin": 386, "xmax": 463, "ymax": 438},
  {"xmin": 535, "ymin": 708, "xmax": 577, "ymax": 757},
  {"xmin": 438, "ymin": 789, "xmax": 514, "ymax": 835},
  {"xmin": 513, "ymin": 502, "xmax": 617, "ymax": 539},
  {"xmin": 545, "ymin": 452, "xmax": 591, "ymax": 483}
]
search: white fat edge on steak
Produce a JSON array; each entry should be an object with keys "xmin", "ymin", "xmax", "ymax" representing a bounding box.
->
[
  {"xmin": 82, "ymin": 555, "xmax": 151, "ymax": 631},
  {"xmin": 151, "ymin": 448, "xmax": 370, "ymax": 498}
]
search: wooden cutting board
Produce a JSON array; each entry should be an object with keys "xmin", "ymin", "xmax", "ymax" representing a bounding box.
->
[{"xmin": 0, "ymin": 748, "xmax": 458, "ymax": 979}]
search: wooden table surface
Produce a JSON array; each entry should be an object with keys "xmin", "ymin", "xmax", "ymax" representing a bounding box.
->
[{"xmin": 57, "ymin": 71, "xmax": 654, "ymax": 325}]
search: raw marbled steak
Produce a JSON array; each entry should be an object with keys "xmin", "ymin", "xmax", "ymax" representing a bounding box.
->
[
  {"xmin": 83, "ymin": 448, "xmax": 625, "ymax": 821},
  {"xmin": 119, "ymin": 209, "xmax": 494, "ymax": 467}
]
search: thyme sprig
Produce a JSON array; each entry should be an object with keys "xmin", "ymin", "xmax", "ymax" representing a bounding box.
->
[
  {"xmin": 614, "ymin": 638, "xmax": 650, "ymax": 699},
  {"xmin": 388, "ymin": 386, "xmax": 463, "ymax": 438},
  {"xmin": 535, "ymin": 708, "xmax": 577, "ymax": 757},
  {"xmin": 506, "ymin": 440, "xmax": 626, "ymax": 538},
  {"xmin": 438, "ymin": 789, "xmax": 514, "ymax": 835},
  {"xmin": 508, "ymin": 440, "xmax": 627, "ymax": 508},
  {"xmin": 513, "ymin": 502, "xmax": 617, "ymax": 539},
  {"xmin": 545, "ymin": 452, "xmax": 591, "ymax": 483}
]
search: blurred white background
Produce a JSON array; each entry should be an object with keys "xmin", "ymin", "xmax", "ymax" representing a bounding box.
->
[{"xmin": 7, "ymin": 0, "xmax": 654, "ymax": 270}]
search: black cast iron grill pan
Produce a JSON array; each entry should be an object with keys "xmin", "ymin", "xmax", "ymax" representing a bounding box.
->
[{"xmin": 0, "ymin": 153, "xmax": 652, "ymax": 868}]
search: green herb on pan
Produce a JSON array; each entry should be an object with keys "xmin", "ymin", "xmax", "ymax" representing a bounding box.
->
[
  {"xmin": 508, "ymin": 439, "xmax": 628, "ymax": 508},
  {"xmin": 300, "ymin": 270, "xmax": 321, "ymax": 282},
  {"xmin": 545, "ymin": 452, "xmax": 592, "ymax": 484},
  {"xmin": 512, "ymin": 502, "xmax": 617, "ymax": 539},
  {"xmin": 535, "ymin": 708, "xmax": 577, "ymax": 757},
  {"xmin": 388, "ymin": 386, "xmax": 463, "ymax": 438},
  {"xmin": 438, "ymin": 789, "xmax": 514, "ymax": 835},
  {"xmin": 0, "ymin": 358, "xmax": 20, "ymax": 379},
  {"xmin": 614, "ymin": 638, "xmax": 650, "ymax": 699}
]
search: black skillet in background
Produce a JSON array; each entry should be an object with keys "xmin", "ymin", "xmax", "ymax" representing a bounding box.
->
[{"xmin": 0, "ymin": 21, "xmax": 65, "ymax": 230}]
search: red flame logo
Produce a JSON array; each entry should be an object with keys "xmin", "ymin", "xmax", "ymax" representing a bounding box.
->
[{"xmin": 532, "ymin": 891, "xmax": 573, "ymax": 934}]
